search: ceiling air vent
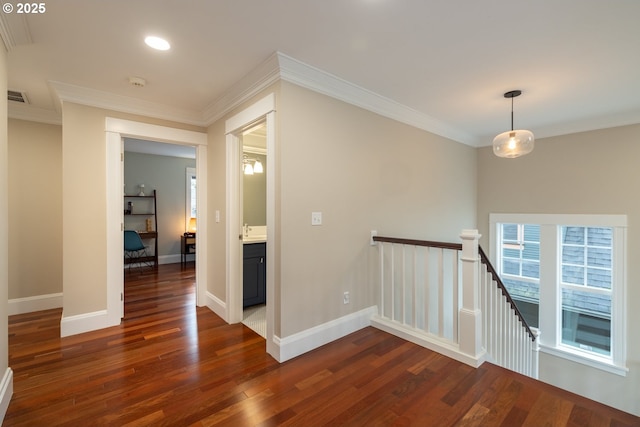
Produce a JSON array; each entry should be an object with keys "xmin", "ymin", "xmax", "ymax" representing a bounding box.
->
[{"xmin": 8, "ymin": 90, "xmax": 28, "ymax": 103}]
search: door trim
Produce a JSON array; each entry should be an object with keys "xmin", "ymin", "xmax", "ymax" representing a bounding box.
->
[
  {"xmin": 105, "ymin": 118, "xmax": 208, "ymax": 325},
  {"xmin": 225, "ymin": 93, "xmax": 277, "ymax": 358}
]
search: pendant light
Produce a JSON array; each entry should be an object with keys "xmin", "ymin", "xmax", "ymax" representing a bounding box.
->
[{"xmin": 493, "ymin": 90, "xmax": 534, "ymax": 158}]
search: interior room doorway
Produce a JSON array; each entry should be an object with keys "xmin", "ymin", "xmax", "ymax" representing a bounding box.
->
[
  {"xmin": 106, "ymin": 118, "xmax": 207, "ymax": 323},
  {"xmin": 225, "ymin": 93, "xmax": 276, "ymax": 358},
  {"xmin": 123, "ymin": 138, "xmax": 196, "ymax": 267}
]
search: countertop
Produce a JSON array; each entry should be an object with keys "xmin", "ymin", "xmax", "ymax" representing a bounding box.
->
[{"xmin": 243, "ymin": 236, "xmax": 267, "ymax": 244}]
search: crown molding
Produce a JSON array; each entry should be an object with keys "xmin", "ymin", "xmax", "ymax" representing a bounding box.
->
[
  {"xmin": 275, "ymin": 52, "xmax": 478, "ymax": 146},
  {"xmin": 48, "ymin": 81, "xmax": 206, "ymax": 127},
  {"xmin": 18, "ymin": 52, "xmax": 475, "ymax": 146},
  {"xmin": 201, "ymin": 52, "xmax": 281, "ymax": 126},
  {"xmin": 0, "ymin": 12, "xmax": 32, "ymax": 51}
]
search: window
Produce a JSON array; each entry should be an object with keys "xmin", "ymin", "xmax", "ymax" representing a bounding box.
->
[
  {"xmin": 491, "ymin": 214, "xmax": 627, "ymax": 375},
  {"xmin": 560, "ymin": 226, "xmax": 612, "ymax": 355},
  {"xmin": 186, "ymin": 167, "xmax": 196, "ymax": 231},
  {"xmin": 500, "ymin": 224, "xmax": 540, "ymax": 327}
]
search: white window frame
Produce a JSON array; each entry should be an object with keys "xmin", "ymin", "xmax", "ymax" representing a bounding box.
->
[{"xmin": 490, "ymin": 213, "xmax": 628, "ymax": 376}]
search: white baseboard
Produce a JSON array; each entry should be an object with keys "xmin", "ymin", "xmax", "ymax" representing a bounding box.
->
[
  {"xmin": 0, "ymin": 368, "xmax": 13, "ymax": 422},
  {"xmin": 274, "ymin": 306, "xmax": 377, "ymax": 363},
  {"xmin": 370, "ymin": 315, "xmax": 486, "ymax": 368},
  {"xmin": 8, "ymin": 292, "xmax": 63, "ymax": 315},
  {"xmin": 123, "ymin": 254, "xmax": 183, "ymax": 270},
  {"xmin": 60, "ymin": 309, "xmax": 119, "ymax": 337},
  {"xmin": 205, "ymin": 291, "xmax": 226, "ymax": 321}
]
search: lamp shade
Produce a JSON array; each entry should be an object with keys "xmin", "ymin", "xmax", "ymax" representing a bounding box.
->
[
  {"xmin": 188, "ymin": 217, "xmax": 197, "ymax": 233},
  {"xmin": 492, "ymin": 129, "xmax": 535, "ymax": 158}
]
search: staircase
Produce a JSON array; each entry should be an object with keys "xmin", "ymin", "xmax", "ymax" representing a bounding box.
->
[{"xmin": 371, "ymin": 229, "xmax": 539, "ymax": 378}]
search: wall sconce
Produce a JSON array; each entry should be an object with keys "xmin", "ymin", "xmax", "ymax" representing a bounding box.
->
[{"xmin": 243, "ymin": 154, "xmax": 263, "ymax": 175}]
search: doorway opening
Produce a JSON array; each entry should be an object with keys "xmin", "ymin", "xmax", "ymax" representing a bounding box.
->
[
  {"xmin": 106, "ymin": 118, "xmax": 207, "ymax": 324},
  {"xmin": 241, "ymin": 123, "xmax": 267, "ymax": 337},
  {"xmin": 225, "ymin": 93, "xmax": 277, "ymax": 359},
  {"xmin": 123, "ymin": 138, "xmax": 196, "ymax": 270}
]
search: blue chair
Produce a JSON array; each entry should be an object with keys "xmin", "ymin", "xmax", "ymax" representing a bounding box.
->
[{"xmin": 124, "ymin": 230, "xmax": 152, "ymax": 270}]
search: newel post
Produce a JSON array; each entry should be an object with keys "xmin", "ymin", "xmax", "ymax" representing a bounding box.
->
[{"xmin": 459, "ymin": 229, "xmax": 483, "ymax": 360}]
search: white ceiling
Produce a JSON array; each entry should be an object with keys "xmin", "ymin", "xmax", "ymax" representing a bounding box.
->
[{"xmin": 4, "ymin": 1, "xmax": 640, "ymax": 147}]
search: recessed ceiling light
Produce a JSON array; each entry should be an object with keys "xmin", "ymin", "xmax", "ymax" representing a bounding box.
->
[{"xmin": 144, "ymin": 36, "xmax": 170, "ymax": 51}]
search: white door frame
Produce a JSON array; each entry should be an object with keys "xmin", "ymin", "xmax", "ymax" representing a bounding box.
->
[
  {"xmin": 106, "ymin": 118, "xmax": 208, "ymax": 323},
  {"xmin": 225, "ymin": 93, "xmax": 277, "ymax": 358}
]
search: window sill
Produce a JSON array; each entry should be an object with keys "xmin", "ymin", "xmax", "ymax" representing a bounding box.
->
[{"xmin": 539, "ymin": 344, "xmax": 628, "ymax": 377}]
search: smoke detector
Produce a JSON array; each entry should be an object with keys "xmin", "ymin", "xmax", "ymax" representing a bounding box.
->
[{"xmin": 129, "ymin": 76, "xmax": 146, "ymax": 88}]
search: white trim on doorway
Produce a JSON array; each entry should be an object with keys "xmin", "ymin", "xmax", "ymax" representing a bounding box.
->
[
  {"xmin": 225, "ymin": 93, "xmax": 277, "ymax": 359},
  {"xmin": 103, "ymin": 118, "xmax": 208, "ymax": 331}
]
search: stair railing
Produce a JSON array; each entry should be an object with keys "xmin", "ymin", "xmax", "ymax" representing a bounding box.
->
[{"xmin": 372, "ymin": 229, "xmax": 539, "ymax": 378}]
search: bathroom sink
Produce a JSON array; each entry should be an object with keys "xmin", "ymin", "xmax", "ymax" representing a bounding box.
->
[{"xmin": 243, "ymin": 235, "xmax": 267, "ymax": 244}]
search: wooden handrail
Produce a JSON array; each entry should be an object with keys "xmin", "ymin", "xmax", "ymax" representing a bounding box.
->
[
  {"xmin": 373, "ymin": 235, "xmax": 536, "ymax": 341},
  {"xmin": 372, "ymin": 236, "xmax": 462, "ymax": 251},
  {"xmin": 477, "ymin": 246, "xmax": 536, "ymax": 341}
]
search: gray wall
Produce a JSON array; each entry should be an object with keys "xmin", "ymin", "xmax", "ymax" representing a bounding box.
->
[{"xmin": 124, "ymin": 151, "xmax": 196, "ymax": 260}]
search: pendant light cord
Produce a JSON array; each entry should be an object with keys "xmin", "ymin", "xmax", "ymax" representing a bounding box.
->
[{"xmin": 511, "ymin": 96, "xmax": 514, "ymax": 131}]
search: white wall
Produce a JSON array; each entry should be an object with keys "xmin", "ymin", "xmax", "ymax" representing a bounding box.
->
[{"xmin": 477, "ymin": 124, "xmax": 640, "ymax": 416}]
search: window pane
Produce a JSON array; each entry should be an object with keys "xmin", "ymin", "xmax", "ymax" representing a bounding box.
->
[
  {"xmin": 503, "ymin": 259, "xmax": 520, "ymax": 275},
  {"xmin": 190, "ymin": 176, "xmax": 197, "ymax": 217},
  {"xmin": 562, "ymin": 245, "xmax": 584, "ymax": 265},
  {"xmin": 588, "ymin": 227, "xmax": 612, "ymax": 247},
  {"xmin": 522, "ymin": 242, "xmax": 539, "ymax": 260},
  {"xmin": 562, "ymin": 288, "xmax": 611, "ymax": 355},
  {"xmin": 562, "ymin": 265, "xmax": 584, "ymax": 285},
  {"xmin": 587, "ymin": 268, "xmax": 611, "ymax": 289},
  {"xmin": 587, "ymin": 247, "xmax": 611, "ymax": 268},
  {"xmin": 503, "ymin": 248, "xmax": 520, "ymax": 259},
  {"xmin": 522, "ymin": 261, "xmax": 539, "ymax": 279},
  {"xmin": 562, "ymin": 227, "xmax": 584, "ymax": 245},
  {"xmin": 503, "ymin": 224, "xmax": 518, "ymax": 241},
  {"xmin": 503, "ymin": 278, "xmax": 539, "ymax": 328},
  {"xmin": 523, "ymin": 224, "xmax": 540, "ymax": 242}
]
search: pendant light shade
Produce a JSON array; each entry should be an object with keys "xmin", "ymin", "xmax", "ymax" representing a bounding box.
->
[
  {"xmin": 493, "ymin": 129, "xmax": 534, "ymax": 158},
  {"xmin": 493, "ymin": 90, "xmax": 535, "ymax": 158}
]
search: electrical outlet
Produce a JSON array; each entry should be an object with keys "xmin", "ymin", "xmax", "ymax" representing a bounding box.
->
[{"xmin": 343, "ymin": 291, "xmax": 350, "ymax": 304}]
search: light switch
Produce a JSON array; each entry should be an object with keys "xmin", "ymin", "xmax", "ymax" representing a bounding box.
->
[{"xmin": 311, "ymin": 211, "xmax": 322, "ymax": 226}]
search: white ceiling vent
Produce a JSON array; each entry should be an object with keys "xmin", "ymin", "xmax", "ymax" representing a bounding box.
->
[{"xmin": 8, "ymin": 90, "xmax": 28, "ymax": 103}]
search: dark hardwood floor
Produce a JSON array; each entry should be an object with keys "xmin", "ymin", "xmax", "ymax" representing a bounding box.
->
[{"xmin": 4, "ymin": 263, "xmax": 639, "ymax": 426}]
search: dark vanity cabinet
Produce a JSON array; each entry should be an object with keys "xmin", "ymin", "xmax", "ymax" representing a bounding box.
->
[{"xmin": 243, "ymin": 242, "xmax": 266, "ymax": 307}]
